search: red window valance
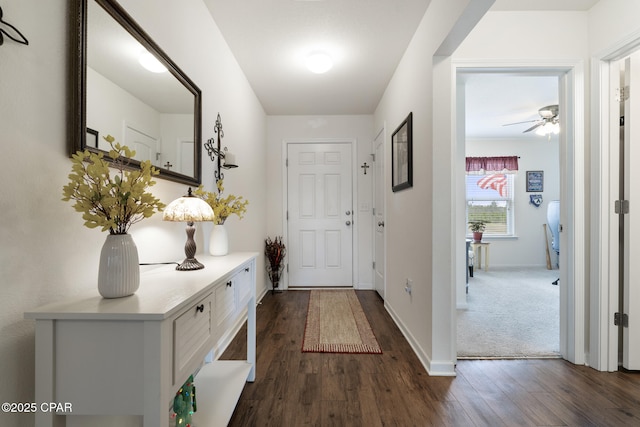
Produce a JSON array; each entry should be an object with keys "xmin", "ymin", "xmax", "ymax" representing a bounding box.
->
[{"xmin": 465, "ymin": 156, "xmax": 519, "ymax": 174}]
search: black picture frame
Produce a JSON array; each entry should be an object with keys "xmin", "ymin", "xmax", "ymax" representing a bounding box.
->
[
  {"xmin": 392, "ymin": 112, "xmax": 413, "ymax": 192},
  {"xmin": 526, "ymin": 170, "xmax": 544, "ymax": 192},
  {"xmin": 86, "ymin": 128, "xmax": 99, "ymax": 148}
]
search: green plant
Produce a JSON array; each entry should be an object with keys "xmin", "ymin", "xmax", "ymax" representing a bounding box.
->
[
  {"xmin": 62, "ymin": 135, "xmax": 165, "ymax": 235},
  {"xmin": 468, "ymin": 220, "xmax": 486, "ymax": 233},
  {"xmin": 194, "ymin": 179, "xmax": 248, "ymax": 225}
]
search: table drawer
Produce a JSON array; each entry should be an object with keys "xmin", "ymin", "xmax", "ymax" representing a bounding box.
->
[
  {"xmin": 213, "ymin": 278, "xmax": 237, "ymax": 332},
  {"xmin": 174, "ymin": 293, "xmax": 213, "ymax": 383},
  {"xmin": 235, "ymin": 265, "xmax": 252, "ymax": 309}
]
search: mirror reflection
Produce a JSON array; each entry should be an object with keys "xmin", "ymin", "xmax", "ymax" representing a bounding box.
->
[{"xmin": 73, "ymin": 0, "xmax": 202, "ymax": 186}]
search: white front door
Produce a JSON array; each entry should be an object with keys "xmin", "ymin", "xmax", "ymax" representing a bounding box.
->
[
  {"xmin": 622, "ymin": 52, "xmax": 640, "ymax": 370},
  {"xmin": 287, "ymin": 143, "xmax": 353, "ymax": 287},
  {"xmin": 373, "ymin": 130, "xmax": 385, "ymax": 298}
]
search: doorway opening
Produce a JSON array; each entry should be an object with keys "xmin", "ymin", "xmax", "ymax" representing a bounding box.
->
[
  {"xmin": 457, "ymin": 71, "xmax": 561, "ymax": 358},
  {"xmin": 453, "ymin": 62, "xmax": 586, "ymax": 364}
]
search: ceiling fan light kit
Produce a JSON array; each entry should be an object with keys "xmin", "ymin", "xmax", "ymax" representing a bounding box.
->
[{"xmin": 503, "ymin": 104, "xmax": 559, "ymax": 137}]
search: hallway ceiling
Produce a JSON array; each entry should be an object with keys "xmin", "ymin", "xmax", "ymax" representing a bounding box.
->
[
  {"xmin": 203, "ymin": 0, "xmax": 430, "ymax": 115},
  {"xmin": 202, "ymin": 0, "xmax": 597, "ymax": 135}
]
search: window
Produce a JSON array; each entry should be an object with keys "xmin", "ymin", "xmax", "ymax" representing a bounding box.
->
[{"xmin": 466, "ymin": 173, "xmax": 514, "ymax": 236}]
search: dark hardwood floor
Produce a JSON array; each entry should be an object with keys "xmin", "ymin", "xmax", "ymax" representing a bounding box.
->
[{"xmin": 221, "ymin": 290, "xmax": 640, "ymax": 426}]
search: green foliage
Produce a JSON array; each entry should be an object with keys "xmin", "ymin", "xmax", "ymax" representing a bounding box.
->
[
  {"xmin": 194, "ymin": 179, "xmax": 248, "ymax": 225},
  {"xmin": 468, "ymin": 202, "xmax": 507, "ymax": 224},
  {"xmin": 62, "ymin": 135, "xmax": 165, "ymax": 235},
  {"xmin": 468, "ymin": 220, "xmax": 486, "ymax": 232}
]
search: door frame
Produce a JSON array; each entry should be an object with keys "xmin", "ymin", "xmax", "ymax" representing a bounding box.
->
[
  {"xmin": 592, "ymin": 31, "xmax": 640, "ymax": 371},
  {"xmin": 453, "ymin": 59, "xmax": 586, "ymax": 365},
  {"xmin": 281, "ymin": 138, "xmax": 359, "ymax": 290},
  {"xmin": 373, "ymin": 127, "xmax": 386, "ymax": 299}
]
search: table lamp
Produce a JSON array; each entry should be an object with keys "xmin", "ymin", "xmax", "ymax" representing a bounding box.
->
[{"xmin": 163, "ymin": 187, "xmax": 214, "ymax": 270}]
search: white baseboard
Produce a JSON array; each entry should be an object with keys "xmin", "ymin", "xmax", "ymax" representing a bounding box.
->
[
  {"xmin": 385, "ymin": 302, "xmax": 457, "ymax": 377},
  {"xmin": 357, "ymin": 281, "xmax": 373, "ymax": 290}
]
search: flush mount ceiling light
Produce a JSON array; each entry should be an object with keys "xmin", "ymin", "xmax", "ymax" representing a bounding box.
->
[
  {"xmin": 306, "ymin": 52, "xmax": 333, "ymax": 74},
  {"xmin": 138, "ymin": 50, "xmax": 167, "ymax": 73}
]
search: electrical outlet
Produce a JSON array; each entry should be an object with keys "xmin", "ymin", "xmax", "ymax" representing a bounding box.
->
[{"xmin": 405, "ymin": 278, "xmax": 413, "ymax": 295}]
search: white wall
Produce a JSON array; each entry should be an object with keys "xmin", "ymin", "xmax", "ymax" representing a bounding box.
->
[
  {"xmin": 87, "ymin": 67, "xmax": 161, "ymax": 151},
  {"xmin": 588, "ymin": 0, "xmax": 640, "ymax": 56},
  {"xmin": 266, "ymin": 115, "xmax": 374, "ymax": 288},
  {"xmin": 451, "ymin": 9, "xmax": 591, "ymax": 362},
  {"xmin": 373, "ymin": 0, "xmax": 488, "ymax": 376},
  {"xmin": 160, "ymin": 114, "xmax": 194, "ymax": 174},
  {"xmin": 0, "ymin": 1, "xmax": 266, "ymax": 426},
  {"xmin": 466, "ymin": 137, "xmax": 560, "ymax": 267}
]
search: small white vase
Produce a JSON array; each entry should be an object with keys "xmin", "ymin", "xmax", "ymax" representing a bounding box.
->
[
  {"xmin": 98, "ymin": 234, "xmax": 140, "ymax": 298},
  {"xmin": 209, "ymin": 224, "xmax": 229, "ymax": 256}
]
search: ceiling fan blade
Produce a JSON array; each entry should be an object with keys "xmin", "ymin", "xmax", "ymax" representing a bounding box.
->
[
  {"xmin": 502, "ymin": 119, "xmax": 539, "ymax": 127},
  {"xmin": 523, "ymin": 122, "xmax": 543, "ymax": 133}
]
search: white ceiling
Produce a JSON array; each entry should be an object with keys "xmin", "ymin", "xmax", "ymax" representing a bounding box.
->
[
  {"xmin": 462, "ymin": 72, "xmax": 560, "ymax": 139},
  {"xmin": 202, "ymin": 0, "xmax": 597, "ymax": 118},
  {"xmin": 491, "ymin": 0, "xmax": 598, "ymax": 11},
  {"xmin": 203, "ymin": 0, "xmax": 431, "ymax": 115},
  {"xmin": 93, "ymin": 0, "xmax": 600, "ymax": 139}
]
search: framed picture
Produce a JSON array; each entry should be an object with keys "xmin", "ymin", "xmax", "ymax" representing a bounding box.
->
[
  {"xmin": 86, "ymin": 128, "xmax": 99, "ymax": 148},
  {"xmin": 392, "ymin": 112, "xmax": 413, "ymax": 192},
  {"xmin": 526, "ymin": 170, "xmax": 544, "ymax": 192}
]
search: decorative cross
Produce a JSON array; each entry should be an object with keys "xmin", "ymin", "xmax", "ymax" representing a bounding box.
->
[
  {"xmin": 361, "ymin": 162, "xmax": 370, "ymax": 175},
  {"xmin": 164, "ymin": 161, "xmax": 173, "ymax": 170}
]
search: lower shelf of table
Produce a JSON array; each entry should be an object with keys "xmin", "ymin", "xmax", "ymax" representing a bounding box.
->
[{"xmin": 186, "ymin": 360, "xmax": 253, "ymax": 427}]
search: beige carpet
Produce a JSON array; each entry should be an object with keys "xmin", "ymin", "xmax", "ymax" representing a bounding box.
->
[
  {"xmin": 302, "ymin": 290, "xmax": 382, "ymax": 354},
  {"xmin": 458, "ymin": 266, "xmax": 561, "ymax": 358}
]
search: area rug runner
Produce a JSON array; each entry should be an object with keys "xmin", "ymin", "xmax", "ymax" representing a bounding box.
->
[{"xmin": 302, "ymin": 290, "xmax": 382, "ymax": 354}]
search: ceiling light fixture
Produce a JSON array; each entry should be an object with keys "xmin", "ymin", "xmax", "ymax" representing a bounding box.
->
[
  {"xmin": 306, "ymin": 52, "xmax": 333, "ymax": 74},
  {"xmin": 535, "ymin": 122, "xmax": 560, "ymax": 137},
  {"xmin": 138, "ymin": 50, "xmax": 167, "ymax": 73}
]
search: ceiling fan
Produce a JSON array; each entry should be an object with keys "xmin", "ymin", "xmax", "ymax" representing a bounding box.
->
[{"xmin": 503, "ymin": 104, "xmax": 559, "ymax": 133}]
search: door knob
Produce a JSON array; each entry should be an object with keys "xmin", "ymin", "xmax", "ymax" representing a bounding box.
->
[
  {"xmin": 346, "ymin": 220, "xmax": 351, "ymax": 226},
  {"xmin": 346, "ymin": 210, "xmax": 351, "ymax": 216}
]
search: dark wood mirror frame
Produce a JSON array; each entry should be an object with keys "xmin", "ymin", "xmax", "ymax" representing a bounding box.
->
[{"xmin": 70, "ymin": 0, "xmax": 202, "ymax": 186}]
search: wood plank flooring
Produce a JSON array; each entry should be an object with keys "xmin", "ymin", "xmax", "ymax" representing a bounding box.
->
[{"xmin": 220, "ymin": 290, "xmax": 640, "ymax": 426}]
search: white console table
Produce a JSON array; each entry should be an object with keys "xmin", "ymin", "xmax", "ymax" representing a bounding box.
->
[{"xmin": 25, "ymin": 252, "xmax": 257, "ymax": 427}]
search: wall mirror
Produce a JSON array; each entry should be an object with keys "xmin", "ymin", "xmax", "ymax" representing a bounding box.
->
[{"xmin": 71, "ymin": 0, "xmax": 202, "ymax": 186}]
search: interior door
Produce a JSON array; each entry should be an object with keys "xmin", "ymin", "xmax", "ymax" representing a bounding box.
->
[
  {"xmin": 622, "ymin": 52, "xmax": 640, "ymax": 370},
  {"xmin": 287, "ymin": 143, "xmax": 353, "ymax": 287},
  {"xmin": 373, "ymin": 130, "xmax": 385, "ymax": 298},
  {"xmin": 124, "ymin": 124, "xmax": 158, "ymax": 167},
  {"xmin": 178, "ymin": 138, "xmax": 195, "ymax": 177}
]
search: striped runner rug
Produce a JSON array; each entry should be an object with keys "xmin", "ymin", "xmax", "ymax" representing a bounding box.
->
[{"xmin": 302, "ymin": 290, "xmax": 382, "ymax": 354}]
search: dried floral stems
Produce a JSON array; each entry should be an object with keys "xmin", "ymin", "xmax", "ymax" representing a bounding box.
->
[{"xmin": 265, "ymin": 236, "xmax": 286, "ymax": 288}]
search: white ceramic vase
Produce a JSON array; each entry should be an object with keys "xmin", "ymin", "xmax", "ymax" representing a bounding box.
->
[
  {"xmin": 98, "ymin": 234, "xmax": 140, "ymax": 298},
  {"xmin": 209, "ymin": 224, "xmax": 229, "ymax": 256}
]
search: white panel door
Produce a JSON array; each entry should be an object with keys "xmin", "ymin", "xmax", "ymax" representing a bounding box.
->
[
  {"xmin": 288, "ymin": 143, "xmax": 353, "ymax": 287},
  {"xmin": 622, "ymin": 52, "xmax": 640, "ymax": 370},
  {"xmin": 178, "ymin": 138, "xmax": 195, "ymax": 177},
  {"xmin": 124, "ymin": 124, "xmax": 158, "ymax": 167},
  {"xmin": 373, "ymin": 131, "xmax": 385, "ymax": 298}
]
